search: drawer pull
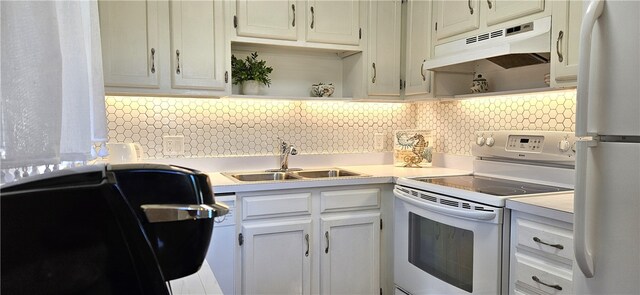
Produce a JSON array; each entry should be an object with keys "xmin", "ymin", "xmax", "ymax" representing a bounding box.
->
[
  {"xmin": 533, "ymin": 237, "xmax": 564, "ymax": 249},
  {"xmin": 532, "ymin": 275, "xmax": 563, "ymax": 291}
]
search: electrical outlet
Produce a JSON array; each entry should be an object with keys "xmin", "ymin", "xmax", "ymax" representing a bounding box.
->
[
  {"xmin": 374, "ymin": 132, "xmax": 385, "ymax": 151},
  {"xmin": 163, "ymin": 135, "xmax": 184, "ymax": 156}
]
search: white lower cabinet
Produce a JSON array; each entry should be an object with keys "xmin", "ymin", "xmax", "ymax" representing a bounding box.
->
[
  {"xmin": 236, "ymin": 185, "xmax": 386, "ymax": 294},
  {"xmin": 509, "ymin": 211, "xmax": 574, "ymax": 295},
  {"xmin": 321, "ymin": 213, "xmax": 380, "ymax": 294},
  {"xmin": 241, "ymin": 219, "xmax": 312, "ymax": 294}
]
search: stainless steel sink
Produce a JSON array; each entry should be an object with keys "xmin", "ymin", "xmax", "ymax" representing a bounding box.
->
[
  {"xmin": 227, "ymin": 172, "xmax": 302, "ymax": 182},
  {"xmin": 222, "ymin": 168, "xmax": 367, "ymax": 182},
  {"xmin": 295, "ymin": 169, "xmax": 361, "ymax": 178}
]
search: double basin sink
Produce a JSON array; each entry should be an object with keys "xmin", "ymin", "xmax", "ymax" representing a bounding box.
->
[{"xmin": 223, "ymin": 168, "xmax": 367, "ymax": 182}]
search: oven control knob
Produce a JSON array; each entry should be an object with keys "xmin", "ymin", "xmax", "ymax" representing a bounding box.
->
[
  {"xmin": 559, "ymin": 139, "xmax": 571, "ymax": 152},
  {"xmin": 476, "ymin": 136, "xmax": 486, "ymax": 146},
  {"xmin": 485, "ymin": 136, "xmax": 495, "ymax": 147}
]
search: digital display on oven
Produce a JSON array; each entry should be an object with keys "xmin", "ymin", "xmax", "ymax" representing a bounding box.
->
[{"xmin": 520, "ymin": 138, "xmax": 530, "ymax": 143}]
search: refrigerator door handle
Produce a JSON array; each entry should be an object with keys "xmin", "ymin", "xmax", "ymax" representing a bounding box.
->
[
  {"xmin": 574, "ymin": 140, "xmax": 597, "ymax": 278},
  {"xmin": 576, "ymin": 0, "xmax": 605, "ymax": 137}
]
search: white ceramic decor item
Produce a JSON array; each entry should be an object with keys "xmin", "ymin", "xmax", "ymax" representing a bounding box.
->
[
  {"xmin": 242, "ymin": 80, "xmax": 261, "ymax": 95},
  {"xmin": 107, "ymin": 143, "xmax": 144, "ymax": 163}
]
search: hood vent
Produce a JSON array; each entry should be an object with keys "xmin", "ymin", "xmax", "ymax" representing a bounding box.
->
[{"xmin": 425, "ymin": 16, "xmax": 552, "ymax": 71}]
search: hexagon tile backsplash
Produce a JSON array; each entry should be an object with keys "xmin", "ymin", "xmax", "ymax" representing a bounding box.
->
[
  {"xmin": 105, "ymin": 97, "xmax": 415, "ymax": 158},
  {"xmin": 414, "ymin": 90, "xmax": 576, "ymax": 155},
  {"xmin": 105, "ymin": 90, "xmax": 576, "ymax": 159}
]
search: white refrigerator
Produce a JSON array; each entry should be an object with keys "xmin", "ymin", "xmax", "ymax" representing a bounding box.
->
[{"xmin": 573, "ymin": 0, "xmax": 640, "ymax": 294}]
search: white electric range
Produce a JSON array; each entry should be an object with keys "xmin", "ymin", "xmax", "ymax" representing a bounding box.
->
[{"xmin": 393, "ymin": 130, "xmax": 576, "ymax": 295}]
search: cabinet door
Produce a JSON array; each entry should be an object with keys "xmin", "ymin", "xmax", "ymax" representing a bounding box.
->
[
  {"xmin": 306, "ymin": 0, "xmax": 360, "ymax": 45},
  {"xmin": 550, "ymin": 0, "xmax": 581, "ymax": 87},
  {"xmin": 404, "ymin": 0, "xmax": 433, "ymax": 99},
  {"xmin": 235, "ymin": 0, "xmax": 298, "ymax": 41},
  {"xmin": 368, "ymin": 0, "xmax": 401, "ymax": 98},
  {"xmin": 242, "ymin": 220, "xmax": 311, "ymax": 295},
  {"xmin": 321, "ymin": 213, "xmax": 380, "ymax": 294},
  {"xmin": 434, "ymin": 0, "xmax": 480, "ymax": 41},
  {"xmin": 99, "ymin": 0, "xmax": 159, "ymax": 88},
  {"xmin": 170, "ymin": 0, "xmax": 226, "ymax": 90},
  {"xmin": 486, "ymin": 0, "xmax": 545, "ymax": 26}
]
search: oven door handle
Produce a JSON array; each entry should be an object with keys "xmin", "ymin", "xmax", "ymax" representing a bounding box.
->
[{"xmin": 394, "ymin": 188, "xmax": 497, "ymax": 221}]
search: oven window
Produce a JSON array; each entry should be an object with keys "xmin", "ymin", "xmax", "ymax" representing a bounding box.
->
[{"xmin": 408, "ymin": 212, "xmax": 474, "ymax": 293}]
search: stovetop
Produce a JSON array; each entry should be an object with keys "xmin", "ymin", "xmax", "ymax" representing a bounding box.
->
[
  {"xmin": 396, "ymin": 174, "xmax": 573, "ymax": 207},
  {"xmin": 411, "ymin": 175, "xmax": 572, "ymax": 196}
]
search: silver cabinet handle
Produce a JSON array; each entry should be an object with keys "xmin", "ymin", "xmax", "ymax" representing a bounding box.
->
[
  {"xmin": 141, "ymin": 202, "xmax": 229, "ymax": 223},
  {"xmin": 556, "ymin": 30, "xmax": 564, "ymax": 62},
  {"xmin": 468, "ymin": 0, "xmax": 474, "ymax": 15},
  {"xmin": 372, "ymin": 62, "xmax": 376, "ymax": 83},
  {"xmin": 533, "ymin": 237, "xmax": 564, "ymax": 249},
  {"xmin": 532, "ymin": 276, "xmax": 563, "ymax": 291},
  {"xmin": 487, "ymin": 0, "xmax": 492, "ymax": 9},
  {"xmin": 324, "ymin": 231, "xmax": 329, "ymax": 253},
  {"xmin": 310, "ymin": 6, "xmax": 315, "ymax": 29},
  {"xmin": 305, "ymin": 233, "xmax": 309, "ymax": 257},
  {"xmin": 420, "ymin": 59, "xmax": 426, "ymax": 81},
  {"xmin": 150, "ymin": 48, "xmax": 156, "ymax": 74},
  {"xmin": 176, "ymin": 50, "xmax": 181, "ymax": 74},
  {"xmin": 292, "ymin": 4, "xmax": 296, "ymax": 27}
]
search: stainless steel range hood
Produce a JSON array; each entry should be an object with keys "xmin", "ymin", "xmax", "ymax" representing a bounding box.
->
[{"xmin": 424, "ymin": 16, "xmax": 552, "ymax": 72}]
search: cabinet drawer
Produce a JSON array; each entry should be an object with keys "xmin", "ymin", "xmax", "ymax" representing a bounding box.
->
[
  {"xmin": 515, "ymin": 218, "xmax": 573, "ymax": 261},
  {"xmin": 320, "ymin": 188, "xmax": 380, "ymax": 213},
  {"xmin": 242, "ymin": 193, "xmax": 312, "ymax": 220},
  {"xmin": 514, "ymin": 253, "xmax": 573, "ymax": 294}
]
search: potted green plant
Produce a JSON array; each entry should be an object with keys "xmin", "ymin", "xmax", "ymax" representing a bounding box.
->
[{"xmin": 231, "ymin": 52, "xmax": 273, "ymax": 95}]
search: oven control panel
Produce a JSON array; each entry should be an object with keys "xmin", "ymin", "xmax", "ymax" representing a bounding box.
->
[
  {"xmin": 506, "ymin": 135, "xmax": 545, "ymax": 152},
  {"xmin": 472, "ymin": 130, "xmax": 577, "ymax": 163}
]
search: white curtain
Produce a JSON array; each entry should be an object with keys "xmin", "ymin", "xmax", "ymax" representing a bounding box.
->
[{"xmin": 1, "ymin": 1, "xmax": 107, "ymax": 181}]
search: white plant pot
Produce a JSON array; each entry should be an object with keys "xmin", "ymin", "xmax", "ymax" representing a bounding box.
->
[{"xmin": 242, "ymin": 80, "xmax": 262, "ymax": 95}]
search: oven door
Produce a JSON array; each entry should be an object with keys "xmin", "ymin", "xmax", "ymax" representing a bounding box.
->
[{"xmin": 393, "ymin": 185, "xmax": 504, "ymax": 295}]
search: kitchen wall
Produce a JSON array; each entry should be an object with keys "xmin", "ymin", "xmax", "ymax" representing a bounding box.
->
[
  {"xmin": 105, "ymin": 96, "xmax": 415, "ymax": 158},
  {"xmin": 105, "ymin": 90, "xmax": 576, "ymax": 159},
  {"xmin": 415, "ymin": 90, "xmax": 576, "ymax": 155}
]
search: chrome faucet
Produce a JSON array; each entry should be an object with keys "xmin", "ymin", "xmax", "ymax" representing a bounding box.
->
[{"xmin": 271, "ymin": 139, "xmax": 299, "ymax": 172}]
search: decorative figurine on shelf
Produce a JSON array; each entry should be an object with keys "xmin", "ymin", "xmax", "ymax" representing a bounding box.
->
[
  {"xmin": 231, "ymin": 52, "xmax": 273, "ymax": 95},
  {"xmin": 471, "ymin": 74, "xmax": 489, "ymax": 93},
  {"xmin": 311, "ymin": 83, "xmax": 335, "ymax": 97}
]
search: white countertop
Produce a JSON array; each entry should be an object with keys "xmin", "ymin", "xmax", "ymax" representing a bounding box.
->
[
  {"xmin": 209, "ymin": 165, "xmax": 472, "ymax": 193},
  {"xmin": 505, "ymin": 193, "xmax": 574, "ymax": 223}
]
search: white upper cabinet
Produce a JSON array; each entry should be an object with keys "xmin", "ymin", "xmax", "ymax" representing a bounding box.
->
[
  {"xmin": 434, "ymin": 0, "xmax": 480, "ymax": 41},
  {"xmin": 367, "ymin": 0, "xmax": 401, "ymax": 98},
  {"xmin": 435, "ymin": 0, "xmax": 548, "ymax": 43},
  {"xmin": 99, "ymin": 0, "xmax": 230, "ymax": 97},
  {"xmin": 235, "ymin": 0, "xmax": 298, "ymax": 41},
  {"xmin": 170, "ymin": 0, "xmax": 227, "ymax": 90},
  {"xmin": 230, "ymin": 0, "xmax": 361, "ymax": 48},
  {"xmin": 99, "ymin": 1, "xmax": 159, "ymax": 88},
  {"xmin": 306, "ymin": 0, "xmax": 361, "ymax": 46},
  {"xmin": 550, "ymin": 0, "xmax": 581, "ymax": 87},
  {"xmin": 486, "ymin": 0, "xmax": 545, "ymax": 26},
  {"xmin": 403, "ymin": 0, "xmax": 433, "ymax": 99}
]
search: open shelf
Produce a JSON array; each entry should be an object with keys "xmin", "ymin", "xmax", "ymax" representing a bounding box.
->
[{"xmin": 231, "ymin": 43, "xmax": 365, "ymax": 100}]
